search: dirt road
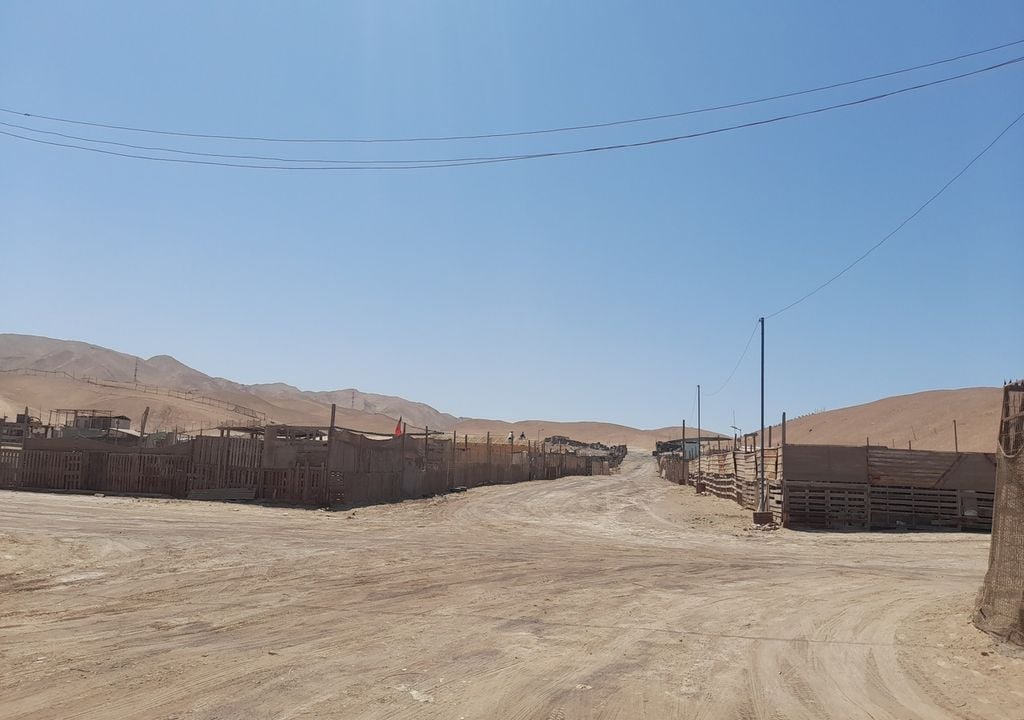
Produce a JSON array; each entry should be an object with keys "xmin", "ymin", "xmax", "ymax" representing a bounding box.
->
[{"xmin": 1, "ymin": 453, "xmax": 1021, "ymax": 719}]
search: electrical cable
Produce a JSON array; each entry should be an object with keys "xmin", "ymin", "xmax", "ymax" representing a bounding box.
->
[
  {"xmin": 705, "ymin": 320, "xmax": 761, "ymax": 397},
  {"xmin": 700, "ymin": 109, "xmax": 1023, "ymax": 406},
  {"xmin": 765, "ymin": 109, "xmax": 1024, "ymax": 319},
  {"xmin": 3, "ymin": 56, "xmax": 1021, "ymax": 170},
  {"xmin": 1, "ymin": 38, "xmax": 1020, "ymax": 144}
]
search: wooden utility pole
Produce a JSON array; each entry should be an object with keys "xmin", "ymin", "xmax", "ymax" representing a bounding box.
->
[
  {"xmin": 139, "ymin": 406, "xmax": 150, "ymax": 446},
  {"xmin": 953, "ymin": 419, "xmax": 959, "ymax": 453},
  {"xmin": 696, "ymin": 384, "xmax": 701, "ymax": 480},
  {"xmin": 759, "ymin": 317, "xmax": 766, "ymax": 511},
  {"xmin": 449, "ymin": 430, "xmax": 456, "ymax": 489},
  {"xmin": 753, "ymin": 317, "xmax": 772, "ymax": 524},
  {"xmin": 327, "ymin": 404, "xmax": 336, "ymax": 470}
]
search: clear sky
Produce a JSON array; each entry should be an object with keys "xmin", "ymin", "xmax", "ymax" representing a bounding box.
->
[{"xmin": 2, "ymin": 1, "xmax": 1022, "ymax": 433}]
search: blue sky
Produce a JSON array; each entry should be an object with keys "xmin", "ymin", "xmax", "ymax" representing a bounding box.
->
[{"xmin": 2, "ymin": 1, "xmax": 1022, "ymax": 432}]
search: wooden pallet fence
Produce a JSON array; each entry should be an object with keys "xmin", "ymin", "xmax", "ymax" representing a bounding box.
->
[
  {"xmin": 259, "ymin": 464, "xmax": 327, "ymax": 504},
  {"xmin": 702, "ymin": 475, "xmax": 736, "ymax": 501},
  {"xmin": 960, "ymin": 489, "xmax": 994, "ymax": 531},
  {"xmin": 658, "ymin": 454, "xmax": 689, "ymax": 484},
  {"xmin": 868, "ymin": 486, "xmax": 960, "ymax": 529},
  {"xmin": 191, "ymin": 436, "xmax": 263, "ymax": 490},
  {"xmin": 779, "ymin": 482, "xmax": 994, "ymax": 531},
  {"xmin": 105, "ymin": 452, "xmax": 191, "ymax": 496},
  {"xmin": 0, "ymin": 448, "xmax": 21, "ymax": 487},
  {"xmin": 783, "ymin": 481, "xmax": 870, "ymax": 529},
  {"xmin": 19, "ymin": 449, "xmax": 81, "ymax": 491},
  {"xmin": 768, "ymin": 483, "xmax": 784, "ymax": 524},
  {"xmin": 3, "ymin": 431, "xmax": 612, "ymax": 507}
]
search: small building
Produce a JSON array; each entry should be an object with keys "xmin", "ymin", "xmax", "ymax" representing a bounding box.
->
[
  {"xmin": 654, "ymin": 438, "xmax": 698, "ymax": 459},
  {"xmin": 0, "ymin": 414, "xmax": 52, "ymax": 445},
  {"xmin": 73, "ymin": 414, "xmax": 131, "ymax": 431}
]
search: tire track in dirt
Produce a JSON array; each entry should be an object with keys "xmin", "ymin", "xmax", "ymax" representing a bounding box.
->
[{"xmin": 0, "ymin": 453, "xmax": 1021, "ymax": 719}]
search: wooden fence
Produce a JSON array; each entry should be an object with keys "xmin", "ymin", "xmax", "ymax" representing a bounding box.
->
[
  {"xmin": 782, "ymin": 444, "xmax": 995, "ymax": 530},
  {"xmin": 663, "ymin": 447, "xmax": 782, "ymax": 514},
  {"xmin": 0, "ymin": 431, "xmax": 614, "ymax": 507},
  {"xmin": 662, "ymin": 443, "xmax": 996, "ymax": 531}
]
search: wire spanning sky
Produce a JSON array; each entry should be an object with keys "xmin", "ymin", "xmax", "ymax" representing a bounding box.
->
[{"xmin": 1, "ymin": 1, "xmax": 1022, "ymax": 431}]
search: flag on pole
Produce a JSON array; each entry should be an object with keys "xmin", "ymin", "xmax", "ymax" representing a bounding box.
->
[{"xmin": 393, "ymin": 417, "xmax": 403, "ymax": 437}]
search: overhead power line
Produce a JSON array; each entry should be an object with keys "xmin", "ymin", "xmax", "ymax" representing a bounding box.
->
[
  {"xmin": 698, "ymin": 108, "xmax": 1023, "ymax": 398},
  {"xmin": 1, "ymin": 37, "xmax": 1021, "ymax": 144},
  {"xmin": 3, "ymin": 56, "xmax": 1022, "ymax": 171},
  {"xmin": 705, "ymin": 320, "xmax": 761, "ymax": 398},
  {"xmin": 765, "ymin": 108, "xmax": 1024, "ymax": 319}
]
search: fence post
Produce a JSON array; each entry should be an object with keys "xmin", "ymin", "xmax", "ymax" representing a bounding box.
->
[
  {"xmin": 328, "ymin": 404, "xmax": 336, "ymax": 446},
  {"xmin": 327, "ymin": 404, "xmax": 337, "ymax": 497},
  {"xmin": 450, "ymin": 430, "xmax": 456, "ymax": 490}
]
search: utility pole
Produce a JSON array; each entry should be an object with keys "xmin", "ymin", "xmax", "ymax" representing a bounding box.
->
[
  {"xmin": 139, "ymin": 406, "xmax": 150, "ymax": 447},
  {"xmin": 754, "ymin": 317, "xmax": 772, "ymax": 523},
  {"xmin": 327, "ymin": 403, "xmax": 337, "ymax": 471},
  {"xmin": 450, "ymin": 430, "xmax": 456, "ymax": 489},
  {"xmin": 953, "ymin": 419, "xmax": 959, "ymax": 453},
  {"xmin": 759, "ymin": 316, "xmax": 765, "ymax": 511},
  {"xmin": 696, "ymin": 384, "xmax": 701, "ymax": 481}
]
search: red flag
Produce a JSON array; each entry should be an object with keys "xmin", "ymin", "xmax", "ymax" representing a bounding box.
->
[{"xmin": 393, "ymin": 417, "xmax": 403, "ymax": 437}]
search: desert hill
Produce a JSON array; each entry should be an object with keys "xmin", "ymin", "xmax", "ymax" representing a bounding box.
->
[
  {"xmin": 246, "ymin": 383, "xmax": 458, "ymax": 431},
  {"xmin": 769, "ymin": 387, "xmax": 1002, "ymax": 453},
  {"xmin": 0, "ymin": 335, "xmax": 1003, "ymax": 451},
  {"xmin": 451, "ymin": 419, "xmax": 687, "ymax": 451},
  {"xmin": 0, "ymin": 334, "xmax": 685, "ymax": 447}
]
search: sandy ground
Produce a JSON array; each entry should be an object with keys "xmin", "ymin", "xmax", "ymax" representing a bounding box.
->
[{"xmin": 1, "ymin": 453, "xmax": 1021, "ymax": 719}]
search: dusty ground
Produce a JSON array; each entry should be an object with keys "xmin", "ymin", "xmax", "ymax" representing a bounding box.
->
[{"xmin": 1, "ymin": 453, "xmax": 1021, "ymax": 719}]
